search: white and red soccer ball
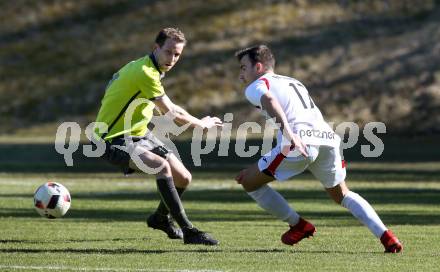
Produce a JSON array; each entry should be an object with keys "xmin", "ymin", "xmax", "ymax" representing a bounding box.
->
[{"xmin": 34, "ymin": 182, "xmax": 71, "ymax": 219}]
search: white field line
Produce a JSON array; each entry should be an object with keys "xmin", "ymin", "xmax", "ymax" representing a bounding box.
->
[{"xmin": 0, "ymin": 265, "xmax": 224, "ymax": 272}]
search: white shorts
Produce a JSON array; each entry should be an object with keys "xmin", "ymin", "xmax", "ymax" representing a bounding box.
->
[{"xmin": 258, "ymin": 145, "xmax": 346, "ymax": 188}]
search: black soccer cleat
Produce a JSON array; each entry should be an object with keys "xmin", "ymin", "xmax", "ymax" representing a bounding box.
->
[
  {"xmin": 147, "ymin": 213, "xmax": 183, "ymax": 239},
  {"xmin": 182, "ymin": 227, "xmax": 219, "ymax": 245}
]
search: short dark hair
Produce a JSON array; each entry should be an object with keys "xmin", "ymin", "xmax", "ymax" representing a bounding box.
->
[
  {"xmin": 155, "ymin": 27, "xmax": 187, "ymax": 47},
  {"xmin": 235, "ymin": 45, "xmax": 275, "ymax": 70}
]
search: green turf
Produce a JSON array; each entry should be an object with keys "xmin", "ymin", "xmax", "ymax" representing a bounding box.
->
[{"xmin": 1, "ymin": 163, "xmax": 440, "ymax": 271}]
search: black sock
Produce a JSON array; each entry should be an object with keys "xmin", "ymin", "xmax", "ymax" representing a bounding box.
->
[
  {"xmin": 156, "ymin": 177, "xmax": 192, "ymax": 228},
  {"xmin": 155, "ymin": 187, "xmax": 186, "ymax": 216}
]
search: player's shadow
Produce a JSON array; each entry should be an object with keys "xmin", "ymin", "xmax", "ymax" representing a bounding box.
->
[{"xmin": 0, "ymin": 237, "xmax": 151, "ymax": 244}]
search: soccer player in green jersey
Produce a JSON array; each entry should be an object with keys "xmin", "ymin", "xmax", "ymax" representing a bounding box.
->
[{"xmin": 94, "ymin": 28, "xmax": 222, "ymax": 245}]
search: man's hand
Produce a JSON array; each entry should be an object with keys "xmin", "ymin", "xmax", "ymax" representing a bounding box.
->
[
  {"xmin": 281, "ymin": 133, "xmax": 308, "ymax": 158},
  {"xmin": 201, "ymin": 116, "xmax": 223, "ymax": 129},
  {"xmin": 260, "ymin": 93, "xmax": 308, "ymax": 158}
]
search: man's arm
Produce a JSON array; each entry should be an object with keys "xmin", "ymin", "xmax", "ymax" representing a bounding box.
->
[
  {"xmin": 153, "ymin": 95, "xmax": 222, "ymax": 129},
  {"xmin": 260, "ymin": 92, "xmax": 308, "ymax": 157}
]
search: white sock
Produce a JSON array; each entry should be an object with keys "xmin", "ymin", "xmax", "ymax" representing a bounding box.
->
[
  {"xmin": 248, "ymin": 185, "xmax": 300, "ymax": 226},
  {"xmin": 341, "ymin": 191, "xmax": 387, "ymax": 238}
]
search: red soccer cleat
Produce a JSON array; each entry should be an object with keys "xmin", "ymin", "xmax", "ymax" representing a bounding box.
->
[
  {"xmin": 281, "ymin": 218, "xmax": 316, "ymax": 245},
  {"xmin": 380, "ymin": 230, "xmax": 403, "ymax": 253}
]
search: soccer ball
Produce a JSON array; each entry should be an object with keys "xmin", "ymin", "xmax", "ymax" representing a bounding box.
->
[{"xmin": 34, "ymin": 182, "xmax": 71, "ymax": 219}]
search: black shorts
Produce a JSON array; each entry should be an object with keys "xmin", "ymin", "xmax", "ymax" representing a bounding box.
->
[{"xmin": 101, "ymin": 132, "xmax": 171, "ymax": 175}]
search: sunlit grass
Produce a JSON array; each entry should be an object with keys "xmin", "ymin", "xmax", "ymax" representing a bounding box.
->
[{"xmin": 1, "ymin": 163, "xmax": 439, "ymax": 271}]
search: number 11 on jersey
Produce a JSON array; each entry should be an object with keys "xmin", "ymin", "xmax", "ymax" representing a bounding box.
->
[{"xmin": 289, "ymin": 82, "xmax": 315, "ymax": 109}]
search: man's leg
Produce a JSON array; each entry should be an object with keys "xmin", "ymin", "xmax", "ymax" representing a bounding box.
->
[
  {"xmin": 165, "ymin": 154, "xmax": 221, "ymax": 245},
  {"xmin": 237, "ymin": 163, "xmax": 314, "ymax": 245},
  {"xmin": 154, "ymin": 154, "xmax": 191, "ymax": 217},
  {"xmin": 129, "ymin": 147, "xmax": 192, "ymax": 228},
  {"xmin": 148, "ymin": 154, "xmax": 190, "ymax": 239},
  {"xmin": 326, "ymin": 181, "xmax": 402, "ymax": 253},
  {"xmin": 237, "ymin": 163, "xmax": 301, "ymax": 225},
  {"xmin": 132, "ymin": 148, "xmax": 217, "ymax": 245}
]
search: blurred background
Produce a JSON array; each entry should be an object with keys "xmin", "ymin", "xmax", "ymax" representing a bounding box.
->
[{"xmin": 0, "ymin": 0, "xmax": 439, "ymax": 170}]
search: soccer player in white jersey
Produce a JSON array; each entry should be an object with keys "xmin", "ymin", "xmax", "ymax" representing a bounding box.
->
[{"xmin": 234, "ymin": 45, "xmax": 402, "ymax": 253}]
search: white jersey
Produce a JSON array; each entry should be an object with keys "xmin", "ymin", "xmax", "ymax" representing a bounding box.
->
[{"xmin": 245, "ymin": 72, "xmax": 340, "ymax": 147}]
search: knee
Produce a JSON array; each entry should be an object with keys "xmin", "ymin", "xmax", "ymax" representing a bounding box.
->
[
  {"xmin": 180, "ymin": 172, "xmax": 192, "ymax": 187},
  {"xmin": 240, "ymin": 176, "xmax": 260, "ymax": 192},
  {"xmin": 333, "ymin": 191, "xmax": 346, "ymax": 205},
  {"xmin": 241, "ymin": 182, "xmax": 252, "ymax": 192},
  {"xmin": 236, "ymin": 169, "xmax": 268, "ymax": 192},
  {"xmin": 333, "ymin": 189, "xmax": 352, "ymax": 205},
  {"xmin": 236, "ymin": 171, "xmax": 251, "ymax": 192},
  {"xmin": 157, "ymin": 160, "xmax": 172, "ymax": 177},
  {"xmin": 327, "ymin": 185, "xmax": 349, "ymax": 205}
]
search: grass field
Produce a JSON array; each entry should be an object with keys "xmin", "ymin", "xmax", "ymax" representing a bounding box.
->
[{"xmin": 1, "ymin": 161, "xmax": 440, "ymax": 272}]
